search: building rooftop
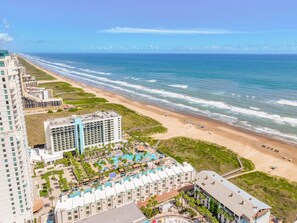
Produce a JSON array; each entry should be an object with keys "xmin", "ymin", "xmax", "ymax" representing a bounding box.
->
[
  {"xmin": 30, "ymin": 148, "xmax": 63, "ymax": 163},
  {"xmin": 56, "ymin": 162, "xmax": 194, "ymax": 212},
  {"xmin": 133, "ymin": 176, "xmax": 144, "ymax": 188},
  {"xmin": 195, "ymin": 171, "xmax": 271, "ymax": 220},
  {"xmin": 105, "ymin": 186, "xmax": 116, "ymax": 198},
  {"xmin": 75, "ymin": 202, "xmax": 147, "ymax": 223},
  {"xmin": 46, "ymin": 110, "xmax": 121, "ymax": 127}
]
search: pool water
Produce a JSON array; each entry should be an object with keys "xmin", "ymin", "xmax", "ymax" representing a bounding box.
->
[
  {"xmin": 111, "ymin": 153, "xmax": 158, "ymax": 165},
  {"xmin": 69, "ymin": 191, "xmax": 80, "ymax": 198}
]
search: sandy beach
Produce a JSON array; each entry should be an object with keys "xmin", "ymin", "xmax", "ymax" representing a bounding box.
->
[{"xmin": 24, "ymin": 58, "xmax": 297, "ymax": 182}]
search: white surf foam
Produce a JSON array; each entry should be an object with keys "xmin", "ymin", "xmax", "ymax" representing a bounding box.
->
[
  {"xmin": 30, "ymin": 57, "xmax": 297, "ymax": 128},
  {"xmin": 275, "ymin": 99, "xmax": 297, "ymax": 107},
  {"xmin": 35, "ymin": 64, "xmax": 297, "ymax": 144},
  {"xmin": 79, "ymin": 68, "xmax": 111, "ymax": 76},
  {"xmin": 147, "ymin": 79, "xmax": 157, "ymax": 83},
  {"xmin": 131, "ymin": 77, "xmax": 141, "ymax": 81},
  {"xmin": 55, "ymin": 72, "xmax": 240, "ymax": 125},
  {"xmin": 249, "ymin": 107, "xmax": 260, "ymax": 111},
  {"xmin": 64, "ymin": 68, "xmax": 297, "ymax": 127},
  {"xmin": 254, "ymin": 126, "xmax": 297, "ymax": 143},
  {"xmin": 35, "ymin": 58, "xmax": 75, "ymax": 69},
  {"xmin": 169, "ymin": 84, "xmax": 188, "ymax": 89}
]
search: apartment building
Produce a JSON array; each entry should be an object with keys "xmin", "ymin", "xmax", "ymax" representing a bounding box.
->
[
  {"xmin": 44, "ymin": 111, "xmax": 122, "ymax": 155},
  {"xmin": 0, "ymin": 50, "xmax": 33, "ymax": 222},
  {"xmin": 17, "ymin": 68, "xmax": 63, "ymax": 109},
  {"xmin": 55, "ymin": 162, "xmax": 195, "ymax": 223},
  {"xmin": 194, "ymin": 171, "xmax": 271, "ymax": 223}
]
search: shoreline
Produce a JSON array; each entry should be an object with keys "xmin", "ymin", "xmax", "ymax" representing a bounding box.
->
[{"xmin": 22, "ymin": 57, "xmax": 297, "ymax": 182}]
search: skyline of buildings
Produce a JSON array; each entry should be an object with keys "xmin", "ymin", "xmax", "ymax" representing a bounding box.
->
[{"xmin": 0, "ymin": 50, "xmax": 33, "ymax": 222}]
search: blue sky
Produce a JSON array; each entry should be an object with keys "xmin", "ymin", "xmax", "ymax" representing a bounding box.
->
[{"xmin": 1, "ymin": 0, "xmax": 297, "ymax": 53}]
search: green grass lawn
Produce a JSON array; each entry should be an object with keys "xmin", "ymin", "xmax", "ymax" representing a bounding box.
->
[
  {"xmin": 18, "ymin": 57, "xmax": 56, "ymax": 81},
  {"xmin": 26, "ymin": 103, "xmax": 166, "ymax": 146},
  {"xmin": 240, "ymin": 157, "xmax": 255, "ymax": 172},
  {"xmin": 231, "ymin": 171, "xmax": 297, "ymax": 223},
  {"xmin": 38, "ymin": 81, "xmax": 107, "ymax": 105},
  {"xmin": 157, "ymin": 137, "xmax": 243, "ymax": 175}
]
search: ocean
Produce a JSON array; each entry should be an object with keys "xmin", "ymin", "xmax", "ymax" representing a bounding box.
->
[{"xmin": 23, "ymin": 53, "xmax": 297, "ymax": 144}]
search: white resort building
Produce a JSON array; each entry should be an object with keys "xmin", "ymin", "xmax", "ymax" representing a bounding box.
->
[
  {"xmin": 0, "ymin": 50, "xmax": 33, "ymax": 222},
  {"xmin": 44, "ymin": 111, "xmax": 122, "ymax": 155},
  {"xmin": 194, "ymin": 171, "xmax": 271, "ymax": 223},
  {"xmin": 55, "ymin": 162, "xmax": 196, "ymax": 223}
]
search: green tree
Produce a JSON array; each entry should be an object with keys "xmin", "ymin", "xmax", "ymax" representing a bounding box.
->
[
  {"xmin": 49, "ymin": 195, "xmax": 55, "ymax": 208},
  {"xmin": 75, "ymin": 148, "xmax": 79, "ymax": 157}
]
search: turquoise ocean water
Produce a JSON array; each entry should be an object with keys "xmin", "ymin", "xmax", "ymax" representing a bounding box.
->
[{"xmin": 24, "ymin": 53, "xmax": 297, "ymax": 144}]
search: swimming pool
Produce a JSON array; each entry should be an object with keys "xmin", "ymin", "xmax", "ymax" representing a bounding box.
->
[{"xmin": 111, "ymin": 152, "xmax": 158, "ymax": 165}]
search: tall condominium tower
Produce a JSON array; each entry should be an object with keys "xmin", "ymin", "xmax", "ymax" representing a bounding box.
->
[
  {"xmin": 0, "ymin": 51, "xmax": 33, "ymax": 223},
  {"xmin": 44, "ymin": 111, "xmax": 122, "ymax": 155}
]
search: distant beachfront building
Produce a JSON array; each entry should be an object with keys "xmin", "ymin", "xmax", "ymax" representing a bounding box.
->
[
  {"xmin": 194, "ymin": 171, "xmax": 271, "ymax": 223},
  {"xmin": 0, "ymin": 50, "xmax": 33, "ymax": 222},
  {"xmin": 17, "ymin": 68, "xmax": 63, "ymax": 108},
  {"xmin": 44, "ymin": 111, "xmax": 122, "ymax": 155},
  {"xmin": 55, "ymin": 162, "xmax": 196, "ymax": 223}
]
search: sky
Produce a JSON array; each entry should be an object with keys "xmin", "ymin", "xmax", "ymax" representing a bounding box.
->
[{"xmin": 1, "ymin": 0, "xmax": 297, "ymax": 53}]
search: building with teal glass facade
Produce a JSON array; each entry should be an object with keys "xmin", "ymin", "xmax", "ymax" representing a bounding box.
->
[{"xmin": 44, "ymin": 111, "xmax": 122, "ymax": 155}]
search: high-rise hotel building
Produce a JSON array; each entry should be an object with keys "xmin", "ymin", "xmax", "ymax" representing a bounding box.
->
[
  {"xmin": 0, "ymin": 51, "xmax": 33, "ymax": 222},
  {"xmin": 44, "ymin": 111, "xmax": 122, "ymax": 155}
]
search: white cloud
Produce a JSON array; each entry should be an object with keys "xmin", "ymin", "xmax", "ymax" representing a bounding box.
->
[
  {"xmin": 2, "ymin": 18, "xmax": 9, "ymax": 29},
  {"xmin": 0, "ymin": 33, "xmax": 13, "ymax": 42},
  {"xmin": 102, "ymin": 27, "xmax": 233, "ymax": 35}
]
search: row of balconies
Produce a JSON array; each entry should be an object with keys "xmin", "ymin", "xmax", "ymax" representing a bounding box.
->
[{"xmin": 57, "ymin": 177, "xmax": 193, "ymax": 223}]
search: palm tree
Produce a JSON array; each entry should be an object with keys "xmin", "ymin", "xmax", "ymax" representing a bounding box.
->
[
  {"xmin": 68, "ymin": 181, "xmax": 74, "ymax": 190},
  {"xmin": 49, "ymin": 195, "xmax": 55, "ymax": 208},
  {"xmin": 48, "ymin": 187, "xmax": 53, "ymax": 195},
  {"xmin": 94, "ymin": 181, "xmax": 100, "ymax": 189},
  {"xmin": 109, "ymin": 159, "xmax": 114, "ymax": 165},
  {"xmin": 75, "ymin": 148, "xmax": 79, "ymax": 157}
]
